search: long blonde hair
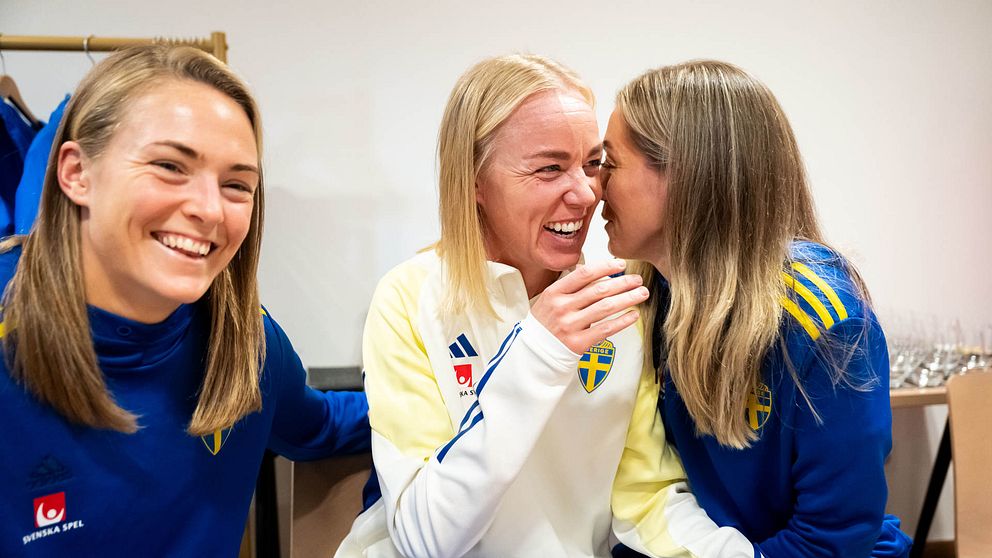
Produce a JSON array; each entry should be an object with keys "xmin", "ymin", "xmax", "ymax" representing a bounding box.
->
[
  {"xmin": 435, "ymin": 54, "xmax": 592, "ymax": 317},
  {"xmin": 1, "ymin": 45, "xmax": 266, "ymax": 436},
  {"xmin": 618, "ymin": 60, "xmax": 868, "ymax": 448}
]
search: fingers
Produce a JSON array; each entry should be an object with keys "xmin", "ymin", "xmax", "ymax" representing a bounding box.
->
[
  {"xmin": 573, "ymin": 308, "xmax": 641, "ymax": 352},
  {"xmin": 574, "ymin": 283, "xmax": 649, "ymax": 328},
  {"xmin": 549, "ymin": 259, "xmax": 628, "ymax": 295},
  {"xmin": 569, "ymin": 272, "xmax": 644, "ymax": 311},
  {"xmin": 530, "ymin": 259, "xmax": 649, "ymax": 354}
]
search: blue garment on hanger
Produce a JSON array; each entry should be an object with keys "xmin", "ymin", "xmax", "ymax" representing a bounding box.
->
[
  {"xmin": 0, "ymin": 101, "xmax": 37, "ymax": 158},
  {"xmin": 0, "ymin": 100, "xmax": 42, "ymax": 236},
  {"xmin": 15, "ymin": 95, "xmax": 69, "ymax": 235}
]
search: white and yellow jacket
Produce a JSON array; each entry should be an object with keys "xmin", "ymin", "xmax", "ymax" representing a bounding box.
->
[{"xmin": 337, "ymin": 251, "xmax": 755, "ymax": 558}]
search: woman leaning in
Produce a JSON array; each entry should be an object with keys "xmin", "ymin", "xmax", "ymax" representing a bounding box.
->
[
  {"xmin": 338, "ymin": 54, "xmax": 756, "ymax": 558},
  {"xmin": 0, "ymin": 46, "xmax": 369, "ymax": 557},
  {"xmin": 601, "ymin": 60, "xmax": 913, "ymax": 557}
]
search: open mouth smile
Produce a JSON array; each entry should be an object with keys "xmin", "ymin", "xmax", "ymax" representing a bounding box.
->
[
  {"xmin": 543, "ymin": 219, "xmax": 583, "ymax": 238},
  {"xmin": 152, "ymin": 232, "xmax": 215, "ymax": 259}
]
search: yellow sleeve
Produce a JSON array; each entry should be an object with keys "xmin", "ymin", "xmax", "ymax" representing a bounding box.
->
[
  {"xmin": 611, "ymin": 358, "xmax": 697, "ymax": 558},
  {"xmin": 363, "ymin": 264, "xmax": 453, "ymax": 460},
  {"xmin": 611, "ymin": 342, "xmax": 756, "ymax": 557}
]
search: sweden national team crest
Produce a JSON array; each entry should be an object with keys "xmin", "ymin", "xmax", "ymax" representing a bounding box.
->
[
  {"xmin": 578, "ymin": 339, "xmax": 615, "ymax": 393},
  {"xmin": 745, "ymin": 382, "xmax": 772, "ymax": 431},
  {"xmin": 201, "ymin": 428, "xmax": 232, "ymax": 456}
]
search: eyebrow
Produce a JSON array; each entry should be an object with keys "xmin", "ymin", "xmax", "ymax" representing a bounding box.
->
[
  {"xmin": 525, "ymin": 143, "xmax": 604, "ymax": 161},
  {"xmin": 148, "ymin": 141, "xmax": 259, "ymax": 174},
  {"xmin": 525, "ymin": 149, "xmax": 572, "ymax": 161}
]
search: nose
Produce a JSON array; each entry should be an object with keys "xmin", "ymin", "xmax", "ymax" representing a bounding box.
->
[
  {"xmin": 562, "ymin": 168, "xmax": 600, "ymax": 208},
  {"xmin": 183, "ymin": 173, "xmax": 225, "ymax": 226}
]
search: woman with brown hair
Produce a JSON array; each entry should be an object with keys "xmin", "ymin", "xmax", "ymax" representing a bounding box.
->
[
  {"xmin": 602, "ymin": 60, "xmax": 912, "ymax": 557},
  {"xmin": 0, "ymin": 45, "xmax": 368, "ymax": 557}
]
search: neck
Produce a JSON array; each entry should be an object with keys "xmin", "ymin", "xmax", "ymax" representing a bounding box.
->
[
  {"xmin": 652, "ymin": 254, "xmax": 670, "ymax": 280},
  {"xmin": 520, "ymin": 267, "xmax": 560, "ymax": 299},
  {"xmin": 86, "ymin": 291, "xmax": 178, "ymax": 325},
  {"xmin": 82, "ymin": 267, "xmax": 178, "ymax": 325}
]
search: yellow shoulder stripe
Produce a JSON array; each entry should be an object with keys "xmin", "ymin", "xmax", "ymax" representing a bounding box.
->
[
  {"xmin": 780, "ymin": 296, "xmax": 820, "ymax": 340},
  {"xmin": 790, "ymin": 262, "xmax": 848, "ymax": 321},
  {"xmin": 259, "ymin": 308, "xmax": 267, "ymax": 316},
  {"xmin": 0, "ymin": 320, "xmax": 5, "ymax": 339},
  {"xmin": 781, "ymin": 271, "xmax": 834, "ymax": 329}
]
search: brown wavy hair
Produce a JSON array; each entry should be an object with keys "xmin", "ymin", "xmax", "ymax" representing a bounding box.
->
[{"xmin": 618, "ymin": 60, "xmax": 869, "ymax": 448}]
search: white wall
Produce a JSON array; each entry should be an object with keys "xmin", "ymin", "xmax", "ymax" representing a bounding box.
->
[{"xmin": 3, "ymin": 0, "xmax": 989, "ymax": 541}]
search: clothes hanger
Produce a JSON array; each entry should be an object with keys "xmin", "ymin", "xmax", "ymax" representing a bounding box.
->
[{"xmin": 0, "ymin": 34, "xmax": 42, "ymax": 129}]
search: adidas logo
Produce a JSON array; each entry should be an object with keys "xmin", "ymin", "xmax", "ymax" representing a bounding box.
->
[
  {"xmin": 448, "ymin": 334, "xmax": 478, "ymax": 358},
  {"xmin": 28, "ymin": 456, "xmax": 72, "ymax": 490}
]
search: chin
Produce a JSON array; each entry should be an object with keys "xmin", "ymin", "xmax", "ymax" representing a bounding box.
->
[
  {"xmin": 542, "ymin": 253, "xmax": 582, "ymax": 273},
  {"xmin": 157, "ymin": 282, "xmax": 213, "ymax": 306}
]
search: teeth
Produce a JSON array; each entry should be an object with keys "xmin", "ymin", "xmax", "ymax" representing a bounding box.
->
[
  {"xmin": 158, "ymin": 234, "xmax": 211, "ymax": 256},
  {"xmin": 546, "ymin": 220, "xmax": 583, "ymax": 233}
]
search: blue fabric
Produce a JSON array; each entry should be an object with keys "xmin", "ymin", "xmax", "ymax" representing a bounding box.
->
[
  {"xmin": 0, "ymin": 101, "xmax": 37, "ymax": 158},
  {"xmin": 660, "ymin": 241, "xmax": 912, "ymax": 558},
  {"xmin": 0, "ymin": 100, "xmax": 40, "ymax": 236},
  {"xmin": 0, "ymin": 125, "xmax": 16, "ymax": 236},
  {"xmin": 0, "ymin": 247, "xmax": 371, "ymax": 556},
  {"xmin": 15, "ymin": 95, "xmax": 69, "ymax": 235}
]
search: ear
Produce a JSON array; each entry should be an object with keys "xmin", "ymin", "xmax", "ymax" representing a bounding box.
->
[
  {"xmin": 475, "ymin": 179, "xmax": 486, "ymax": 206},
  {"xmin": 57, "ymin": 141, "xmax": 91, "ymax": 207}
]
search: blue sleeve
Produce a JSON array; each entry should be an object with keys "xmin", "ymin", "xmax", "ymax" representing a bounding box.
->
[
  {"xmin": 263, "ymin": 310, "xmax": 371, "ymax": 461},
  {"xmin": 756, "ymin": 317, "xmax": 906, "ymax": 558}
]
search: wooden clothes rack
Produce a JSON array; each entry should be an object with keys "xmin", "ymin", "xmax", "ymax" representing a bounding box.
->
[{"xmin": 0, "ymin": 32, "xmax": 227, "ymax": 63}]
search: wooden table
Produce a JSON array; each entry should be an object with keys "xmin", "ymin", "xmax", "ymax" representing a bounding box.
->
[
  {"xmin": 890, "ymin": 385, "xmax": 948, "ymax": 558},
  {"xmin": 890, "ymin": 386, "xmax": 947, "ymax": 408}
]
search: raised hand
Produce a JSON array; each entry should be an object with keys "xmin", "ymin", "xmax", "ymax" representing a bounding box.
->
[{"xmin": 531, "ymin": 259, "xmax": 648, "ymax": 354}]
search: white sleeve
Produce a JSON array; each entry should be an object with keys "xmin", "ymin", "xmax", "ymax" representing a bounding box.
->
[{"xmin": 365, "ymin": 272, "xmax": 579, "ymax": 558}]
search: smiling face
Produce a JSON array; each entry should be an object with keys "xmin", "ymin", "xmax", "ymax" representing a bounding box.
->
[
  {"xmin": 602, "ymin": 109, "xmax": 670, "ymax": 274},
  {"xmin": 475, "ymin": 88, "xmax": 602, "ymax": 297},
  {"xmin": 59, "ymin": 79, "xmax": 259, "ymax": 323}
]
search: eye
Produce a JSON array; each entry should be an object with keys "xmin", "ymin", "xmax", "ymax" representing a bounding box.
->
[
  {"xmin": 152, "ymin": 160, "xmax": 184, "ymax": 174},
  {"xmin": 536, "ymin": 164, "xmax": 562, "ymax": 174},
  {"xmin": 223, "ymin": 182, "xmax": 256, "ymax": 195},
  {"xmin": 583, "ymin": 159, "xmax": 602, "ymax": 177},
  {"xmin": 601, "ymin": 160, "xmax": 617, "ymax": 170}
]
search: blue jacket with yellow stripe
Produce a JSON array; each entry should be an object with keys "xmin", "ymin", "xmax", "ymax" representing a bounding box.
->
[{"xmin": 659, "ymin": 241, "xmax": 912, "ymax": 558}]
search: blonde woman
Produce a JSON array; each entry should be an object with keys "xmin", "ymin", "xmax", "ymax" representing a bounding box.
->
[
  {"xmin": 0, "ymin": 46, "xmax": 368, "ymax": 556},
  {"xmin": 339, "ymin": 54, "xmax": 756, "ymax": 558},
  {"xmin": 601, "ymin": 60, "xmax": 912, "ymax": 557}
]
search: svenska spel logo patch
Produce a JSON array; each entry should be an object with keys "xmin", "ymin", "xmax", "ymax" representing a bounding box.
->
[
  {"xmin": 454, "ymin": 364, "xmax": 474, "ymax": 388},
  {"xmin": 34, "ymin": 492, "xmax": 66, "ymax": 528},
  {"xmin": 578, "ymin": 339, "xmax": 615, "ymax": 393}
]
